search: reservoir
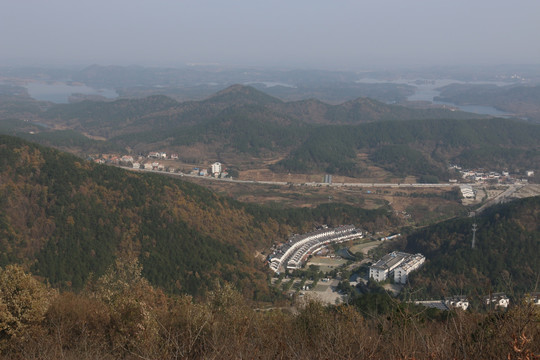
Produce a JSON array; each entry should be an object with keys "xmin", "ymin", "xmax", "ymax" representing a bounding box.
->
[{"xmin": 357, "ymin": 78, "xmax": 515, "ymax": 117}]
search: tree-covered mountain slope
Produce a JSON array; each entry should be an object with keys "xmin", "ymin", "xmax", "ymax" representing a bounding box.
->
[
  {"xmin": 37, "ymin": 85, "xmax": 482, "ymax": 137},
  {"xmin": 2, "ymin": 85, "xmax": 538, "ymax": 179},
  {"xmin": 435, "ymin": 83, "xmax": 540, "ymax": 122},
  {"xmin": 403, "ymin": 196, "xmax": 540, "ymax": 298},
  {"xmin": 0, "ymin": 135, "xmax": 396, "ymax": 298},
  {"xmin": 274, "ymin": 118, "xmax": 540, "ymax": 178}
]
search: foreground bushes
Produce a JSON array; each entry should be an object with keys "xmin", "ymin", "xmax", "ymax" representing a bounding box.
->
[{"xmin": 1, "ymin": 264, "xmax": 539, "ymax": 359}]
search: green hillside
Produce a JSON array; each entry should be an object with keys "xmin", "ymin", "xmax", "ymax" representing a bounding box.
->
[
  {"xmin": 32, "ymin": 85, "xmax": 482, "ymax": 138},
  {"xmin": 0, "ymin": 135, "xmax": 395, "ymax": 298},
  {"xmin": 2, "ymin": 86, "xmax": 539, "ymax": 179},
  {"xmin": 404, "ymin": 196, "xmax": 540, "ymax": 298},
  {"xmin": 435, "ymin": 84, "xmax": 540, "ymax": 121},
  {"xmin": 275, "ymin": 118, "xmax": 540, "ymax": 177}
]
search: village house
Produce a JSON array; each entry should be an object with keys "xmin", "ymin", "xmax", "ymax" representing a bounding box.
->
[
  {"xmin": 445, "ymin": 296, "xmax": 469, "ymax": 311},
  {"xmin": 484, "ymin": 293, "xmax": 510, "ymax": 308},
  {"xmin": 525, "ymin": 292, "xmax": 540, "ymax": 306}
]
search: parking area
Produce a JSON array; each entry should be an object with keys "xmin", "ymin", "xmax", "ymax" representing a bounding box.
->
[{"xmin": 302, "ymin": 279, "xmax": 346, "ymax": 305}]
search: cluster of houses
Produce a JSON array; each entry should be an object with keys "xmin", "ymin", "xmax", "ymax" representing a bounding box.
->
[
  {"xmin": 268, "ymin": 225, "xmax": 363, "ymax": 273},
  {"xmin": 449, "ymin": 165, "xmax": 534, "ymax": 184},
  {"xmin": 92, "ymin": 152, "xmax": 228, "ymax": 178},
  {"xmin": 414, "ymin": 292, "xmax": 540, "ymax": 312},
  {"xmin": 185, "ymin": 162, "xmax": 226, "ymax": 177},
  {"xmin": 147, "ymin": 151, "xmax": 179, "ymax": 160},
  {"xmin": 368, "ymin": 251, "xmax": 540, "ymax": 311}
]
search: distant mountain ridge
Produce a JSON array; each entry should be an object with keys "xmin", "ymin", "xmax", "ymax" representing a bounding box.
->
[
  {"xmin": 40, "ymin": 85, "xmax": 484, "ymax": 138},
  {"xmin": 2, "ymin": 84, "xmax": 539, "ymax": 179}
]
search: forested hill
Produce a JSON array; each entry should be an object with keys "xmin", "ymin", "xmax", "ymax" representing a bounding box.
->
[
  {"xmin": 39, "ymin": 85, "xmax": 481, "ymax": 138},
  {"xmin": 435, "ymin": 83, "xmax": 540, "ymax": 122},
  {"xmin": 404, "ymin": 196, "xmax": 540, "ymax": 298},
  {"xmin": 0, "ymin": 135, "xmax": 396, "ymax": 298},
  {"xmin": 274, "ymin": 118, "xmax": 540, "ymax": 177},
  {"xmin": 4, "ymin": 85, "xmax": 538, "ymax": 180}
]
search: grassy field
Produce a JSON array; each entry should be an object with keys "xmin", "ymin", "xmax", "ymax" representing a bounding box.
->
[
  {"xmin": 180, "ymin": 175, "xmax": 466, "ymax": 223},
  {"xmin": 349, "ymin": 240, "xmax": 382, "ymax": 255},
  {"xmin": 306, "ymin": 257, "xmax": 347, "ymax": 273}
]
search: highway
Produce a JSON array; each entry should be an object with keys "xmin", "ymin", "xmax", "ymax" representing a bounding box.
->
[
  {"xmin": 472, "ymin": 184, "xmax": 524, "ymax": 215},
  {"xmin": 124, "ymin": 167, "xmax": 458, "ymax": 189}
]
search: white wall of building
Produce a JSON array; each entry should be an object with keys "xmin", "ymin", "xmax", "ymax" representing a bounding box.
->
[{"xmin": 211, "ymin": 162, "xmax": 222, "ymax": 174}]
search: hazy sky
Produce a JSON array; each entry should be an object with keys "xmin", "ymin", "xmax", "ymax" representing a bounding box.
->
[{"xmin": 2, "ymin": 0, "xmax": 540, "ymax": 69}]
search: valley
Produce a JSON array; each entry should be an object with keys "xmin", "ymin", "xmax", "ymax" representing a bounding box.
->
[
  {"xmin": 2, "ymin": 1, "xmax": 540, "ymax": 356},
  {"xmin": 0, "ymin": 72, "xmax": 538, "ymax": 359}
]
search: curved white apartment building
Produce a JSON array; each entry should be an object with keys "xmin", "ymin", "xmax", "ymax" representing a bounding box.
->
[{"xmin": 269, "ymin": 225, "xmax": 361, "ymax": 273}]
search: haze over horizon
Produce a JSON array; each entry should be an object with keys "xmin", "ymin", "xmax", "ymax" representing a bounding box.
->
[{"xmin": 2, "ymin": 0, "xmax": 540, "ymax": 70}]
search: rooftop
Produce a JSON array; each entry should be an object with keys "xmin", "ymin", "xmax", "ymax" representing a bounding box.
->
[{"xmin": 371, "ymin": 251, "xmax": 410, "ymax": 270}]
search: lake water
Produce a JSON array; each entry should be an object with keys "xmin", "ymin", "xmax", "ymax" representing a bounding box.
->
[
  {"xmin": 357, "ymin": 78, "xmax": 515, "ymax": 117},
  {"xmin": 244, "ymin": 81, "xmax": 296, "ymax": 88},
  {"xmin": 432, "ymin": 101, "xmax": 514, "ymax": 117},
  {"xmin": 25, "ymin": 82, "xmax": 118, "ymax": 103}
]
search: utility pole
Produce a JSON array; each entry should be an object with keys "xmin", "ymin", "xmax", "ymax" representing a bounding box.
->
[{"xmin": 472, "ymin": 222, "xmax": 478, "ymax": 249}]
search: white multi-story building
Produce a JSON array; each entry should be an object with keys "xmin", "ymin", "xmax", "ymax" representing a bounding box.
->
[
  {"xmin": 369, "ymin": 252, "xmax": 409, "ymax": 282},
  {"xmin": 269, "ymin": 225, "xmax": 361, "ymax": 273},
  {"xmin": 211, "ymin": 162, "xmax": 222, "ymax": 175},
  {"xmin": 393, "ymin": 254, "xmax": 426, "ymax": 284},
  {"xmin": 369, "ymin": 251, "xmax": 425, "ymax": 283}
]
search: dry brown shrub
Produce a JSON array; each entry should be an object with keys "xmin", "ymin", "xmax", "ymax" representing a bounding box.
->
[
  {"xmin": 0, "ymin": 265, "xmax": 54, "ymax": 348},
  {"xmin": 44, "ymin": 292, "xmax": 111, "ymax": 356}
]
